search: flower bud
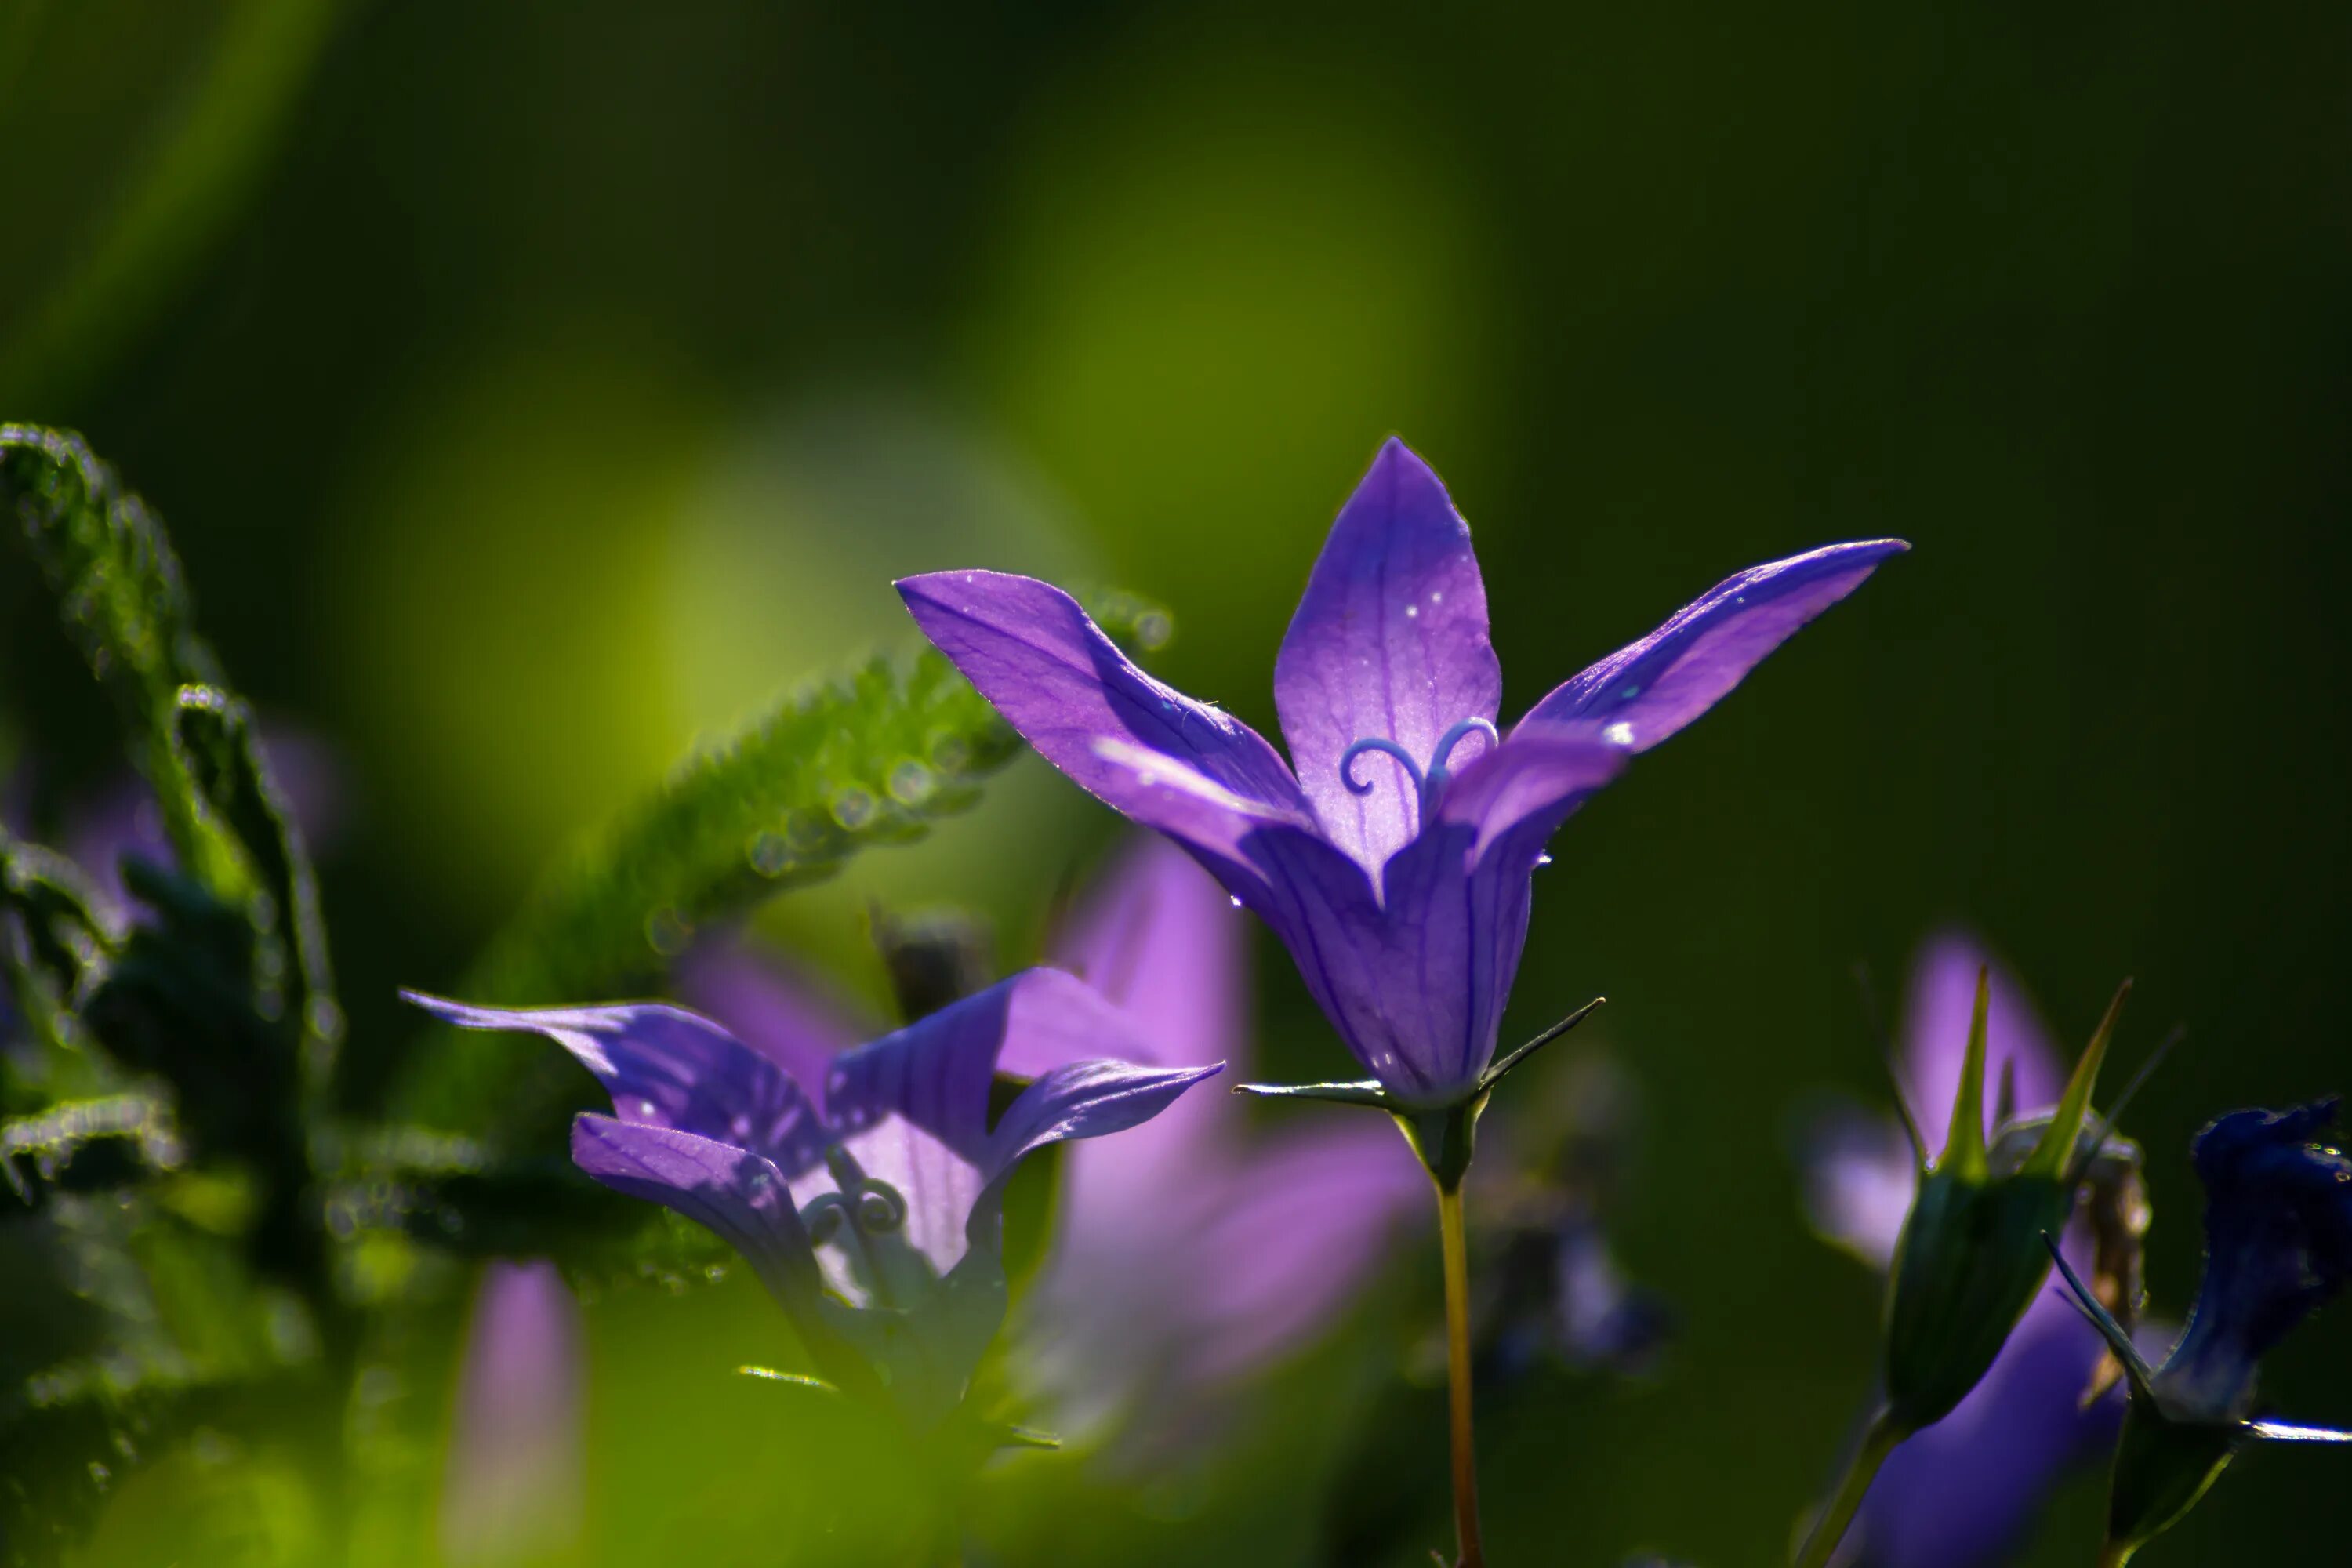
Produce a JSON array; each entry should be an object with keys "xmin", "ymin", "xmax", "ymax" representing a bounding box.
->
[{"xmin": 1881, "ymin": 971, "xmax": 2127, "ymax": 1432}]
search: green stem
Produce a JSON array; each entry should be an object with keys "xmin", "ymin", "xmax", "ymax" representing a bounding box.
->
[
  {"xmin": 1437, "ymin": 1181, "xmax": 1485, "ymax": 1568},
  {"xmin": 2097, "ymin": 1544, "xmax": 2134, "ymax": 1568},
  {"xmin": 1793, "ymin": 1409, "xmax": 1902, "ymax": 1568}
]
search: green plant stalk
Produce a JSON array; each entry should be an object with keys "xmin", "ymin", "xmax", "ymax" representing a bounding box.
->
[
  {"xmin": 1793, "ymin": 1410, "xmax": 1902, "ymax": 1568},
  {"xmin": 1438, "ymin": 1179, "xmax": 1485, "ymax": 1568}
]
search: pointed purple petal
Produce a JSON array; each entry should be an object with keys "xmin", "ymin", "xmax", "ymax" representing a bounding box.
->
[
  {"xmin": 1363, "ymin": 734, "xmax": 1627, "ymax": 1098},
  {"xmin": 1898, "ymin": 933, "xmax": 2066, "ymax": 1149},
  {"xmin": 405, "ymin": 990, "xmax": 829, "ymax": 1175},
  {"xmin": 1519, "ymin": 539, "xmax": 1905, "ymax": 751},
  {"xmin": 1275, "ymin": 439, "xmax": 1502, "ymax": 867},
  {"xmin": 970, "ymin": 1054, "xmax": 1223, "ymax": 1247},
  {"xmin": 898, "ymin": 570, "xmax": 1312, "ymax": 829},
  {"xmin": 441, "ymin": 1261, "xmax": 585, "ymax": 1565},
  {"xmin": 568, "ymin": 1115, "xmax": 830, "ymax": 1322}
]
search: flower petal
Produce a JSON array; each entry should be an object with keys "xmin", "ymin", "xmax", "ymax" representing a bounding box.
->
[
  {"xmin": 1363, "ymin": 733, "xmax": 1627, "ymax": 1098},
  {"xmin": 568, "ymin": 1115, "xmax": 831, "ymax": 1327},
  {"xmin": 1897, "ymin": 934, "xmax": 2065, "ymax": 1151},
  {"xmin": 898, "ymin": 569, "xmax": 1310, "ymax": 822},
  {"xmin": 405, "ymin": 990, "xmax": 828, "ymax": 1174},
  {"xmin": 1800, "ymin": 1102, "xmax": 1919, "ymax": 1269},
  {"xmin": 1274, "ymin": 438, "xmax": 1503, "ymax": 868},
  {"xmin": 971, "ymin": 1054, "xmax": 1225, "ymax": 1247},
  {"xmin": 1519, "ymin": 539, "xmax": 1905, "ymax": 752}
]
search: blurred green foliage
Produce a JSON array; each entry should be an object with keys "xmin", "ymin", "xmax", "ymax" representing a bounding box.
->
[{"xmin": 2, "ymin": 0, "xmax": 2349, "ymax": 1564}]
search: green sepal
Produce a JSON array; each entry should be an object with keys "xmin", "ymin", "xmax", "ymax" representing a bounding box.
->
[
  {"xmin": 1230, "ymin": 1079, "xmax": 1392, "ymax": 1109},
  {"xmin": 2024, "ymin": 979, "xmax": 2130, "ymax": 1179},
  {"xmin": 1880, "ymin": 976, "xmax": 2135, "ymax": 1432},
  {"xmin": 1882, "ymin": 1163, "xmax": 2074, "ymax": 1430},
  {"xmin": 1475, "ymin": 996, "xmax": 1605, "ymax": 1095},
  {"xmin": 737, "ymin": 1366, "xmax": 840, "ymax": 1396},
  {"xmin": 1392, "ymin": 1094, "xmax": 1488, "ymax": 1194},
  {"xmin": 2104, "ymin": 1402, "xmax": 2247, "ymax": 1563}
]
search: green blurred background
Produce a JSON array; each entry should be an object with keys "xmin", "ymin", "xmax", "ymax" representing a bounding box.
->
[{"xmin": 3, "ymin": 0, "xmax": 2347, "ymax": 1563}]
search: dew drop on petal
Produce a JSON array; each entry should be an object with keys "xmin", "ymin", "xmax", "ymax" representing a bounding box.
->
[
  {"xmin": 1603, "ymin": 722, "xmax": 1635, "ymax": 746},
  {"xmin": 1404, "ymin": 604, "xmax": 1419, "ymax": 619},
  {"xmin": 1229, "ymin": 895, "xmax": 1244, "ymax": 909},
  {"xmin": 1534, "ymin": 854, "xmax": 1553, "ymax": 869}
]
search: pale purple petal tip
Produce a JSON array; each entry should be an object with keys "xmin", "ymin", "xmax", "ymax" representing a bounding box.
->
[
  {"xmin": 1275, "ymin": 438, "xmax": 1503, "ymax": 868},
  {"xmin": 1521, "ymin": 539, "xmax": 1906, "ymax": 752}
]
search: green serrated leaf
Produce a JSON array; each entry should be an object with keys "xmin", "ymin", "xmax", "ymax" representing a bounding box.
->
[
  {"xmin": 169, "ymin": 685, "xmax": 339, "ymax": 1087},
  {"xmin": 387, "ymin": 592, "xmax": 1171, "ymax": 1143},
  {"xmin": 0, "ymin": 426, "xmax": 238, "ymax": 895},
  {"xmin": 1, "ymin": 1094, "xmax": 181, "ymax": 1212}
]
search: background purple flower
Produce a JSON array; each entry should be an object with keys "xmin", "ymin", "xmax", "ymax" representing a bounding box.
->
[
  {"xmin": 900, "ymin": 437, "xmax": 1900, "ymax": 1106},
  {"xmin": 1801, "ymin": 933, "xmax": 2122, "ymax": 1568},
  {"xmin": 441, "ymin": 1259, "xmax": 586, "ymax": 1566},
  {"xmin": 1017, "ymin": 837, "xmax": 1426, "ymax": 1461}
]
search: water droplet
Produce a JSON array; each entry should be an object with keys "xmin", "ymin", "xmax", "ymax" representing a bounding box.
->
[
  {"xmin": 829, "ymin": 788, "xmax": 877, "ymax": 831},
  {"xmin": 645, "ymin": 907, "xmax": 693, "ymax": 955},
  {"xmin": 1229, "ymin": 895, "xmax": 1244, "ymax": 909},
  {"xmin": 1430, "ymin": 590, "xmax": 1445, "ymax": 604},
  {"xmin": 1134, "ymin": 610, "xmax": 1174, "ymax": 649},
  {"xmin": 1534, "ymin": 854, "xmax": 1554, "ymax": 869},
  {"xmin": 1602, "ymin": 722, "xmax": 1635, "ymax": 746},
  {"xmin": 886, "ymin": 758, "xmax": 935, "ymax": 807},
  {"xmin": 747, "ymin": 831, "xmax": 792, "ymax": 877},
  {"xmin": 86, "ymin": 1462, "xmax": 109, "ymax": 1490},
  {"xmin": 1404, "ymin": 604, "xmax": 1419, "ymax": 619},
  {"xmin": 637, "ymin": 1099, "xmax": 658, "ymax": 1118}
]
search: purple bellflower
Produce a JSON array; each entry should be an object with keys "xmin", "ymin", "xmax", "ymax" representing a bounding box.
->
[
  {"xmin": 2044, "ymin": 1098, "xmax": 2352, "ymax": 1563},
  {"xmin": 679, "ymin": 837, "xmax": 1427, "ymax": 1465},
  {"xmin": 441, "ymin": 1259, "xmax": 586, "ymax": 1566},
  {"xmin": 898, "ymin": 437, "xmax": 1903, "ymax": 1119},
  {"xmin": 1802, "ymin": 935, "xmax": 2128, "ymax": 1568},
  {"xmin": 404, "ymin": 970, "xmax": 1219, "ymax": 1428}
]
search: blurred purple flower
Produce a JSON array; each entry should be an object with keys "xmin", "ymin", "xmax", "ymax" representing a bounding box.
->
[
  {"xmin": 900, "ymin": 437, "xmax": 1902, "ymax": 1105},
  {"xmin": 1801, "ymin": 935, "xmax": 2123, "ymax": 1568},
  {"xmin": 441, "ymin": 1259, "xmax": 586, "ymax": 1566},
  {"xmin": 1018, "ymin": 837, "xmax": 1425, "ymax": 1460},
  {"xmin": 405, "ymin": 970, "xmax": 1218, "ymax": 1425},
  {"xmin": 681, "ymin": 838, "xmax": 1426, "ymax": 1463}
]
